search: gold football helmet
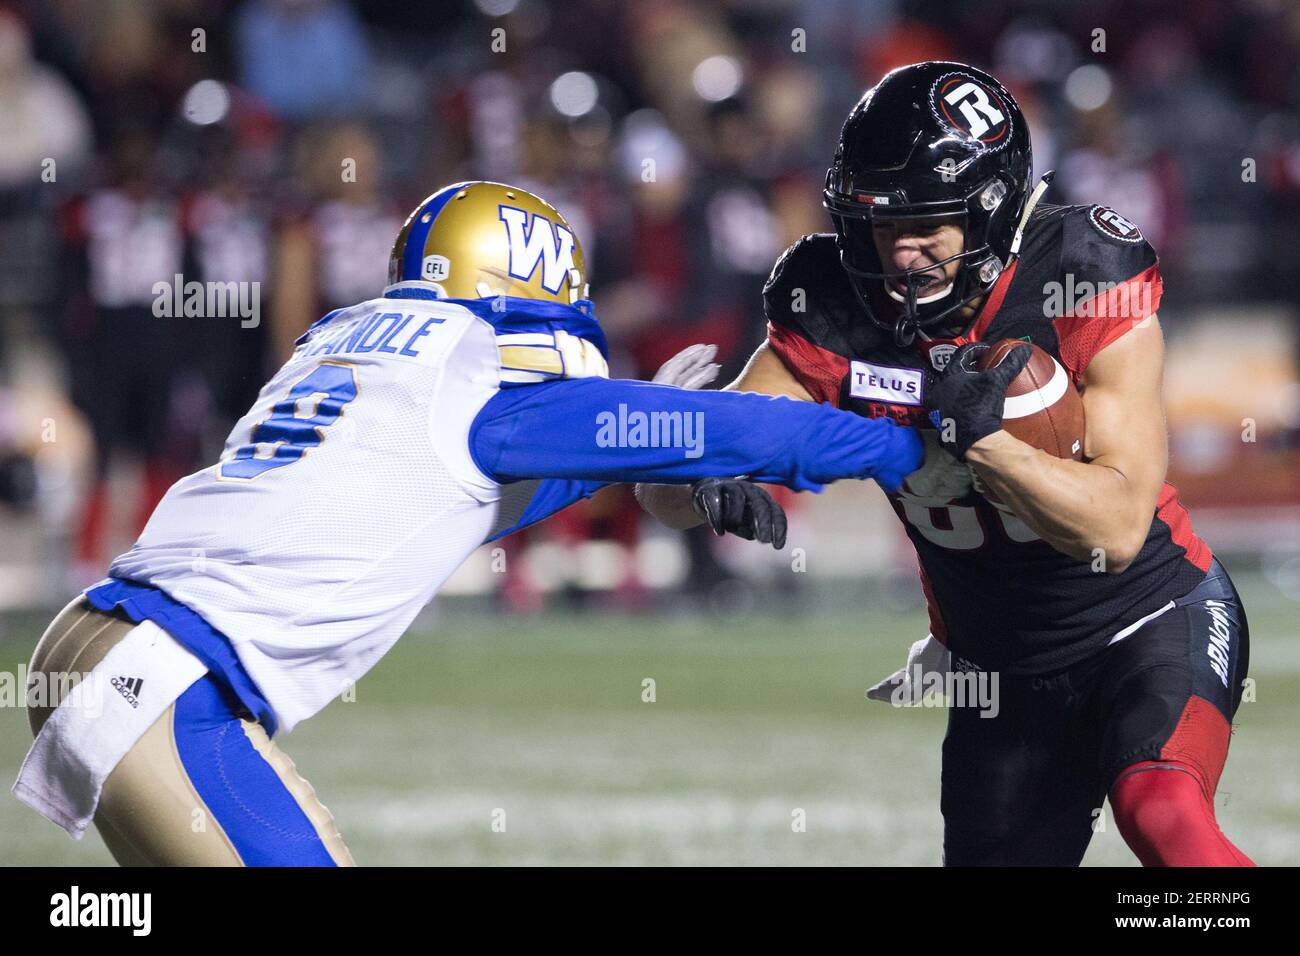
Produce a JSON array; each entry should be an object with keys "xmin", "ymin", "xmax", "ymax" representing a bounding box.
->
[{"xmin": 385, "ymin": 181, "xmax": 589, "ymax": 304}]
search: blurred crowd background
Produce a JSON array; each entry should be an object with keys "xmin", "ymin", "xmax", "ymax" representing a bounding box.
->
[{"xmin": 0, "ymin": 0, "xmax": 1297, "ymax": 612}]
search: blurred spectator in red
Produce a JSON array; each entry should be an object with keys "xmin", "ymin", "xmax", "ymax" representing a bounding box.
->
[
  {"xmin": 184, "ymin": 126, "xmax": 273, "ymax": 442},
  {"xmin": 59, "ymin": 131, "xmax": 196, "ymax": 579}
]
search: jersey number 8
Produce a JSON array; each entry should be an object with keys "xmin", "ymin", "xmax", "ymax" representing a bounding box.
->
[
  {"xmin": 217, "ymin": 362, "xmax": 359, "ymax": 480},
  {"xmin": 897, "ymin": 493, "xmax": 1041, "ymax": 550}
]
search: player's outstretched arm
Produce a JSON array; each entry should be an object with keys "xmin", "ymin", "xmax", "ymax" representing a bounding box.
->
[
  {"xmin": 959, "ymin": 316, "xmax": 1168, "ymax": 572},
  {"xmin": 634, "ymin": 342, "xmax": 815, "ymax": 529},
  {"xmin": 468, "ymin": 371, "xmax": 920, "ymax": 492},
  {"xmin": 635, "ymin": 345, "xmax": 785, "ymax": 547}
]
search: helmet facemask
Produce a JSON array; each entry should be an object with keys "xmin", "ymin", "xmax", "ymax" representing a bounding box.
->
[
  {"xmin": 822, "ymin": 62, "xmax": 1036, "ymax": 346},
  {"xmin": 828, "ymin": 177, "xmax": 1013, "ymax": 347}
]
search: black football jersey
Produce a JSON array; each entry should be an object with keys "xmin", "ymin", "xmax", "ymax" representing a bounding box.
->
[{"xmin": 764, "ymin": 203, "xmax": 1211, "ymax": 675}]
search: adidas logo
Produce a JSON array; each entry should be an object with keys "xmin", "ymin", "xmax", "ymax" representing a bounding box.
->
[{"xmin": 111, "ymin": 676, "xmax": 143, "ymax": 708}]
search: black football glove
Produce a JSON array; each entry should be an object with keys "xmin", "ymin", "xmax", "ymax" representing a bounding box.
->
[
  {"xmin": 924, "ymin": 342, "xmax": 1031, "ymax": 461},
  {"xmin": 691, "ymin": 477, "xmax": 788, "ymax": 549}
]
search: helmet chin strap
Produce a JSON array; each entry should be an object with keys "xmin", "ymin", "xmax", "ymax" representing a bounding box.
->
[
  {"xmin": 889, "ymin": 272, "xmax": 985, "ymax": 346},
  {"xmin": 1010, "ymin": 170, "xmax": 1055, "ymax": 255},
  {"xmin": 886, "ymin": 266, "xmax": 960, "ymax": 345}
]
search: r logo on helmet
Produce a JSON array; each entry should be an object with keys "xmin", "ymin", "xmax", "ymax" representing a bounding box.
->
[{"xmin": 931, "ymin": 73, "xmax": 1011, "ymax": 147}]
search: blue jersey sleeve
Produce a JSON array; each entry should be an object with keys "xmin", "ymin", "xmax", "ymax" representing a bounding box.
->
[
  {"xmin": 468, "ymin": 377, "xmax": 921, "ymax": 492},
  {"xmin": 483, "ymin": 477, "xmax": 608, "ymax": 542}
]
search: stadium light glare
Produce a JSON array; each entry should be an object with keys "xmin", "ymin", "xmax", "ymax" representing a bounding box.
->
[
  {"xmin": 181, "ymin": 79, "xmax": 230, "ymax": 126},
  {"xmin": 474, "ymin": 0, "xmax": 520, "ymax": 16},
  {"xmin": 692, "ymin": 55, "xmax": 743, "ymax": 102},
  {"xmin": 1064, "ymin": 64, "xmax": 1113, "ymax": 112},
  {"xmin": 550, "ymin": 71, "xmax": 599, "ymax": 118}
]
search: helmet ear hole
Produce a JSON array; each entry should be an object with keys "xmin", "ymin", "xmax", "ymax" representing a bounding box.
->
[{"xmin": 980, "ymin": 180, "xmax": 1007, "ymax": 211}]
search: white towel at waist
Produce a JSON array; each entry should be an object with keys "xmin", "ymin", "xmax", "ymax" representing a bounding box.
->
[{"xmin": 12, "ymin": 619, "xmax": 207, "ymax": 838}]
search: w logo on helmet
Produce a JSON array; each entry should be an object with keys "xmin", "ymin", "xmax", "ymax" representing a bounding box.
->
[
  {"xmin": 932, "ymin": 74, "xmax": 1010, "ymax": 145},
  {"xmin": 499, "ymin": 206, "xmax": 577, "ymax": 295}
]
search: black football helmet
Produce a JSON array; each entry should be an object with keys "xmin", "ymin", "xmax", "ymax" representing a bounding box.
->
[{"xmin": 824, "ymin": 61, "xmax": 1035, "ymax": 345}]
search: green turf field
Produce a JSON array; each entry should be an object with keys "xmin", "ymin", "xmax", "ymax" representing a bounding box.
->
[{"xmin": 1, "ymin": 570, "xmax": 1295, "ymax": 866}]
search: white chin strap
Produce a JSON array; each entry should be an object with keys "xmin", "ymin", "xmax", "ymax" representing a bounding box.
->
[
  {"xmin": 1011, "ymin": 170, "xmax": 1056, "ymax": 255},
  {"xmin": 886, "ymin": 280, "xmax": 954, "ymax": 305}
]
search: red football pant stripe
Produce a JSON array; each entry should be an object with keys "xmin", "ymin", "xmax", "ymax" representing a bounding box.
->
[
  {"xmin": 1110, "ymin": 762, "xmax": 1254, "ymax": 866},
  {"xmin": 1110, "ymin": 692, "xmax": 1252, "ymax": 866}
]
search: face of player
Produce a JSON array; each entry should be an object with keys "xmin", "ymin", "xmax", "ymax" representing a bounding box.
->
[{"xmin": 870, "ymin": 215, "xmax": 966, "ymax": 300}]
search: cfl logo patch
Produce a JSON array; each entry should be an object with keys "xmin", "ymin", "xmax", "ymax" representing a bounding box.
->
[
  {"xmin": 929, "ymin": 343, "xmax": 957, "ymax": 371},
  {"xmin": 422, "ymin": 255, "xmax": 450, "ymax": 281}
]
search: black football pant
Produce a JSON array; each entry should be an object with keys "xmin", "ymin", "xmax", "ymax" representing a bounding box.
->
[{"xmin": 940, "ymin": 558, "xmax": 1249, "ymax": 866}]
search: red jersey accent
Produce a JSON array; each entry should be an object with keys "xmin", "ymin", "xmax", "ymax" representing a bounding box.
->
[
  {"xmin": 1053, "ymin": 263, "xmax": 1163, "ymax": 380},
  {"xmin": 1156, "ymin": 482, "xmax": 1213, "ymax": 573},
  {"xmin": 766, "ymin": 320, "xmax": 849, "ymax": 406}
]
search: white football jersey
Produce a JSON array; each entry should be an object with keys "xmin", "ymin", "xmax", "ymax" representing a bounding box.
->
[{"xmin": 109, "ymin": 295, "xmax": 603, "ymax": 733}]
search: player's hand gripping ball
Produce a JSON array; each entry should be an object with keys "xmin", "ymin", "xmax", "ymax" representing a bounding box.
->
[
  {"xmin": 925, "ymin": 341, "xmax": 1030, "ymax": 460},
  {"xmin": 926, "ymin": 340, "xmax": 1084, "ymax": 467}
]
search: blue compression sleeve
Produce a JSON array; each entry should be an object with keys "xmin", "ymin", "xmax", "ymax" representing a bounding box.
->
[{"xmin": 469, "ymin": 377, "xmax": 921, "ymax": 491}]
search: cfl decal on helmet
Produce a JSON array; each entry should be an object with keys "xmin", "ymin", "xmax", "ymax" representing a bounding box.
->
[
  {"xmin": 422, "ymin": 254, "xmax": 450, "ymax": 281},
  {"xmin": 930, "ymin": 73, "xmax": 1011, "ymax": 148},
  {"xmin": 498, "ymin": 205, "xmax": 577, "ymax": 294},
  {"xmin": 1087, "ymin": 205, "xmax": 1143, "ymax": 243}
]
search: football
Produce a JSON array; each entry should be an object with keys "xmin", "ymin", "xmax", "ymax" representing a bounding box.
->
[{"xmin": 971, "ymin": 339, "xmax": 1085, "ymax": 503}]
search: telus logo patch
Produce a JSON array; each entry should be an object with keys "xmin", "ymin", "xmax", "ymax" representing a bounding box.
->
[{"xmin": 850, "ymin": 361, "xmax": 924, "ymax": 405}]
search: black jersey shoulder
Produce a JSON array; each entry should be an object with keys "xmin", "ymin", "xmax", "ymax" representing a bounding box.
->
[
  {"xmin": 1017, "ymin": 202, "xmax": 1158, "ymax": 290},
  {"xmin": 980, "ymin": 202, "xmax": 1160, "ymax": 347},
  {"xmin": 762, "ymin": 234, "xmax": 888, "ymax": 357}
]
